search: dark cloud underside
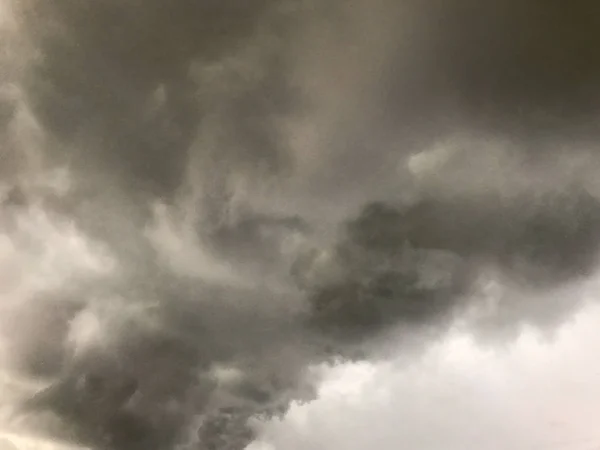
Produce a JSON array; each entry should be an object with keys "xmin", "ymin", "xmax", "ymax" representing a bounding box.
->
[{"xmin": 2, "ymin": 1, "xmax": 600, "ymax": 449}]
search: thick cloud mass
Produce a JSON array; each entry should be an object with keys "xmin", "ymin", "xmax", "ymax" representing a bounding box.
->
[{"xmin": 1, "ymin": 0, "xmax": 600, "ymax": 449}]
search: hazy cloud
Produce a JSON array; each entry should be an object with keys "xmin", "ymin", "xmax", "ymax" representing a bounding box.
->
[{"xmin": 1, "ymin": 1, "xmax": 600, "ymax": 449}]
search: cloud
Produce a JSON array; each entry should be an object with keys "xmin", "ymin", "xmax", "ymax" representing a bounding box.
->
[
  {"xmin": 1, "ymin": 1, "xmax": 600, "ymax": 449},
  {"xmin": 252, "ymin": 301, "xmax": 600, "ymax": 450}
]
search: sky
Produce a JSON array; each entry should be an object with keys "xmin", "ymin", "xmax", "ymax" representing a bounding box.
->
[
  {"xmin": 252, "ymin": 300, "xmax": 600, "ymax": 450},
  {"xmin": 1, "ymin": 0, "xmax": 600, "ymax": 449}
]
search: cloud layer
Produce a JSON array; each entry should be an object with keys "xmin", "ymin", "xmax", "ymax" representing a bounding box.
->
[{"xmin": 1, "ymin": 1, "xmax": 600, "ymax": 449}]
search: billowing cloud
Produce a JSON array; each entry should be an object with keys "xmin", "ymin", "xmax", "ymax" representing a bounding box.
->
[{"xmin": 1, "ymin": 1, "xmax": 600, "ymax": 449}]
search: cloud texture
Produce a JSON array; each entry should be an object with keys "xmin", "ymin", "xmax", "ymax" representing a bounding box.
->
[{"xmin": 1, "ymin": 0, "xmax": 600, "ymax": 449}]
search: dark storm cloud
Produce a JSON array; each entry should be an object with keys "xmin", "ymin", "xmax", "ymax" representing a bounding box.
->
[
  {"xmin": 302, "ymin": 186, "xmax": 600, "ymax": 342},
  {"xmin": 17, "ymin": 0, "xmax": 297, "ymax": 197},
  {"xmin": 379, "ymin": 0, "xmax": 600, "ymax": 136},
  {"xmin": 3, "ymin": 1, "xmax": 600, "ymax": 450}
]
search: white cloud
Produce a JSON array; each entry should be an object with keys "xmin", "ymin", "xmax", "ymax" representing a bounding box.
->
[{"xmin": 251, "ymin": 301, "xmax": 600, "ymax": 450}]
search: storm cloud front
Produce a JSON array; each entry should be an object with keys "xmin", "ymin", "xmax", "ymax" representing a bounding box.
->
[{"xmin": 1, "ymin": 1, "xmax": 600, "ymax": 449}]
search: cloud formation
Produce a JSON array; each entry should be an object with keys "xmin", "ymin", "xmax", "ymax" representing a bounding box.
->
[{"xmin": 1, "ymin": 0, "xmax": 600, "ymax": 449}]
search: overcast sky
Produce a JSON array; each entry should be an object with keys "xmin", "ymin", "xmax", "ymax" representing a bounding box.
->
[
  {"xmin": 251, "ymin": 298, "xmax": 600, "ymax": 450},
  {"xmin": 2, "ymin": 1, "xmax": 600, "ymax": 450}
]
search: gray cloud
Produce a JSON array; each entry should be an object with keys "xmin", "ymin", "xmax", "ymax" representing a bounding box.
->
[{"xmin": 2, "ymin": 1, "xmax": 600, "ymax": 449}]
